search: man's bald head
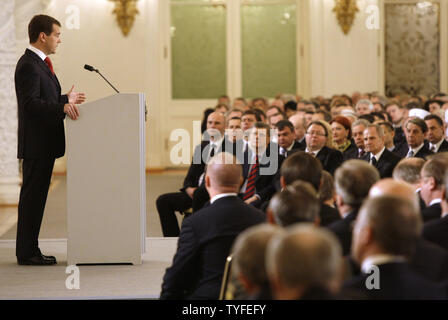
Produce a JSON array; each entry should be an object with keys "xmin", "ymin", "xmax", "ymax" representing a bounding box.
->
[
  {"xmin": 205, "ymin": 152, "xmax": 242, "ymax": 193},
  {"xmin": 369, "ymin": 178, "xmax": 419, "ymax": 212}
]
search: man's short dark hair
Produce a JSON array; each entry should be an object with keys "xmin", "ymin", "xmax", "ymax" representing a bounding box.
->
[
  {"xmin": 424, "ymin": 114, "xmax": 444, "ymax": 127},
  {"xmin": 315, "ymin": 110, "xmax": 332, "ymax": 122},
  {"xmin": 242, "ymin": 109, "xmax": 261, "ymax": 122},
  {"xmin": 28, "ymin": 15, "xmax": 61, "ymax": 44},
  {"xmin": 280, "ymin": 151, "xmax": 322, "ymax": 191},
  {"xmin": 284, "ymin": 101, "xmax": 297, "ymax": 112},
  {"xmin": 378, "ymin": 121, "xmax": 394, "ymax": 133},
  {"xmin": 275, "ymin": 120, "xmax": 294, "ymax": 133},
  {"xmin": 268, "ymin": 181, "xmax": 319, "ymax": 227},
  {"xmin": 406, "ymin": 117, "xmax": 428, "ymax": 133}
]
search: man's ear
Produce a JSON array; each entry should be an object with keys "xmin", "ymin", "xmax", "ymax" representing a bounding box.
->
[
  {"xmin": 335, "ymin": 194, "xmax": 344, "ymax": 208},
  {"xmin": 280, "ymin": 176, "xmax": 286, "ymax": 189},
  {"xmin": 266, "ymin": 208, "xmax": 276, "ymax": 225},
  {"xmin": 428, "ymin": 176, "xmax": 437, "ymax": 191},
  {"xmin": 205, "ymin": 175, "xmax": 211, "ymax": 189}
]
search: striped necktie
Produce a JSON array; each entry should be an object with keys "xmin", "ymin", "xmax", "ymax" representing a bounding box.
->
[
  {"xmin": 243, "ymin": 156, "xmax": 259, "ymax": 200},
  {"xmin": 407, "ymin": 149, "xmax": 414, "ymax": 158}
]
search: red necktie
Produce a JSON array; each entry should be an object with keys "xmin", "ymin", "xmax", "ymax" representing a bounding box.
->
[
  {"xmin": 44, "ymin": 57, "xmax": 55, "ymax": 75},
  {"xmin": 243, "ymin": 156, "xmax": 259, "ymax": 200}
]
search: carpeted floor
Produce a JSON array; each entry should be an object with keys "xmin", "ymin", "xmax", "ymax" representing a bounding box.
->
[{"xmin": 0, "ymin": 172, "xmax": 186, "ymax": 299}]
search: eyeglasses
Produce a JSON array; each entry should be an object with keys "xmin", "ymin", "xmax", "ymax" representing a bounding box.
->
[{"xmin": 306, "ymin": 131, "xmax": 327, "ymax": 137}]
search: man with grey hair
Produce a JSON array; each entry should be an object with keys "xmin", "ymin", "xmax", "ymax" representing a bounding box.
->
[
  {"xmin": 231, "ymin": 224, "xmax": 284, "ymax": 300},
  {"xmin": 423, "ymin": 170, "xmax": 448, "ymax": 250},
  {"xmin": 345, "ymin": 195, "xmax": 446, "ymax": 299},
  {"xmin": 160, "ymin": 152, "xmax": 265, "ymax": 299},
  {"xmin": 266, "ymin": 224, "xmax": 343, "ymax": 300},
  {"xmin": 288, "ymin": 113, "xmax": 307, "ymax": 150},
  {"xmin": 267, "ymin": 181, "xmax": 321, "ymax": 227},
  {"xmin": 420, "ymin": 157, "xmax": 448, "ymax": 222},
  {"xmin": 327, "ymin": 160, "xmax": 380, "ymax": 256},
  {"xmin": 361, "ymin": 124, "xmax": 401, "ymax": 178},
  {"xmin": 393, "ymin": 157, "xmax": 427, "ymax": 211},
  {"xmin": 355, "ymin": 99, "xmax": 373, "ymax": 116},
  {"xmin": 351, "ymin": 119, "xmax": 370, "ymax": 158}
]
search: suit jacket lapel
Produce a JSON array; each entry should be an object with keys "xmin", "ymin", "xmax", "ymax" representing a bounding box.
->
[{"xmin": 26, "ymin": 49, "xmax": 61, "ymax": 91}]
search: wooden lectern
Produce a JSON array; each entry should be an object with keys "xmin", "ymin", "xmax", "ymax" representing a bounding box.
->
[{"xmin": 66, "ymin": 93, "xmax": 146, "ymax": 265}]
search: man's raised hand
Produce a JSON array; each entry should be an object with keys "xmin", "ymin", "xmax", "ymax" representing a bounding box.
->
[{"xmin": 67, "ymin": 85, "xmax": 86, "ymax": 105}]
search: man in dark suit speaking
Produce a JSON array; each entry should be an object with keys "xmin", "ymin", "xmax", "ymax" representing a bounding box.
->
[
  {"xmin": 160, "ymin": 152, "xmax": 265, "ymax": 299},
  {"xmin": 15, "ymin": 15, "xmax": 85, "ymax": 265}
]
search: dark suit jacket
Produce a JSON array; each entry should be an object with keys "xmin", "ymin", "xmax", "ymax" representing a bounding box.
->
[
  {"xmin": 327, "ymin": 210, "xmax": 357, "ymax": 256},
  {"xmin": 396, "ymin": 143, "xmax": 434, "ymax": 160},
  {"xmin": 410, "ymin": 238, "xmax": 448, "ymax": 282},
  {"xmin": 319, "ymin": 204, "xmax": 341, "ymax": 227},
  {"xmin": 435, "ymin": 139, "xmax": 448, "ymax": 153},
  {"xmin": 344, "ymin": 262, "xmax": 446, "ymax": 300},
  {"xmin": 315, "ymin": 146, "xmax": 343, "ymax": 176},
  {"xmin": 242, "ymin": 143, "xmax": 284, "ymax": 204},
  {"xmin": 423, "ymin": 216, "xmax": 448, "ymax": 251},
  {"xmin": 160, "ymin": 196, "xmax": 265, "ymax": 299},
  {"xmin": 422, "ymin": 203, "xmax": 442, "ymax": 223},
  {"xmin": 342, "ymin": 140, "xmax": 359, "ymax": 161},
  {"xmin": 15, "ymin": 49, "xmax": 68, "ymax": 159},
  {"xmin": 280, "ymin": 140, "xmax": 303, "ymax": 158},
  {"xmin": 393, "ymin": 126, "xmax": 406, "ymax": 150},
  {"xmin": 296, "ymin": 137, "xmax": 306, "ymax": 151},
  {"xmin": 361, "ymin": 149, "xmax": 401, "ymax": 178}
]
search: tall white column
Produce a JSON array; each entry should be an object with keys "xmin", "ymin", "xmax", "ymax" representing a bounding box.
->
[{"xmin": 0, "ymin": 0, "xmax": 20, "ymax": 206}]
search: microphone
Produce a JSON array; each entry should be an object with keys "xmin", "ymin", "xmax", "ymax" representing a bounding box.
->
[{"xmin": 83, "ymin": 64, "xmax": 120, "ymax": 94}]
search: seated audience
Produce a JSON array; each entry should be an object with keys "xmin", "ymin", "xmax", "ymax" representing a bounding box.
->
[
  {"xmin": 351, "ymin": 119, "xmax": 370, "ymax": 159},
  {"xmin": 328, "ymin": 160, "xmax": 380, "ymax": 256},
  {"xmin": 305, "ymin": 121, "xmax": 343, "ymax": 175},
  {"xmin": 241, "ymin": 122, "xmax": 284, "ymax": 208},
  {"xmin": 266, "ymin": 224, "xmax": 343, "ymax": 300},
  {"xmin": 330, "ymin": 116, "xmax": 358, "ymax": 160},
  {"xmin": 231, "ymin": 224, "xmax": 284, "ymax": 300},
  {"xmin": 345, "ymin": 195, "xmax": 447, "ymax": 299},
  {"xmin": 279, "ymin": 151, "xmax": 340, "ymax": 226},
  {"xmin": 275, "ymin": 120, "xmax": 303, "ymax": 157},
  {"xmin": 361, "ymin": 124, "xmax": 401, "ymax": 178},
  {"xmin": 395, "ymin": 117, "xmax": 433, "ymax": 159},
  {"xmin": 420, "ymin": 157, "xmax": 448, "ymax": 222},
  {"xmin": 267, "ymin": 181, "xmax": 321, "ymax": 227},
  {"xmin": 368, "ymin": 179, "xmax": 448, "ymax": 282},
  {"xmin": 319, "ymin": 170, "xmax": 336, "ymax": 208},
  {"xmin": 424, "ymin": 114, "xmax": 448, "ymax": 153},
  {"xmin": 156, "ymin": 111, "xmax": 226, "ymax": 236},
  {"xmin": 160, "ymin": 152, "xmax": 265, "ymax": 300},
  {"xmin": 423, "ymin": 170, "xmax": 448, "ymax": 250}
]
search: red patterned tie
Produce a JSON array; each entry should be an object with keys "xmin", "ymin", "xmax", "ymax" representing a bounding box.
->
[
  {"xmin": 44, "ymin": 57, "xmax": 55, "ymax": 75},
  {"xmin": 243, "ymin": 156, "xmax": 259, "ymax": 200}
]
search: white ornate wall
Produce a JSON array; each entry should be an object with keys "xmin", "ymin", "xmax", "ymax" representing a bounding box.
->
[
  {"xmin": 0, "ymin": 0, "xmax": 20, "ymax": 205},
  {"xmin": 0, "ymin": 0, "xmax": 45, "ymax": 205}
]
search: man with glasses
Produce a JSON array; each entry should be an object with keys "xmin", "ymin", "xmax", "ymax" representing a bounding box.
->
[{"xmin": 305, "ymin": 121, "xmax": 343, "ymax": 175}]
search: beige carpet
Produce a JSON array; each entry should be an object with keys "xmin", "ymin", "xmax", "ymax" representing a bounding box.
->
[
  {"xmin": 0, "ymin": 237, "xmax": 177, "ymax": 299},
  {"xmin": 0, "ymin": 172, "xmax": 186, "ymax": 299}
]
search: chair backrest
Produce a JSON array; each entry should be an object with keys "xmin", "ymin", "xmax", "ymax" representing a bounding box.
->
[{"xmin": 219, "ymin": 254, "xmax": 233, "ymax": 300}]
